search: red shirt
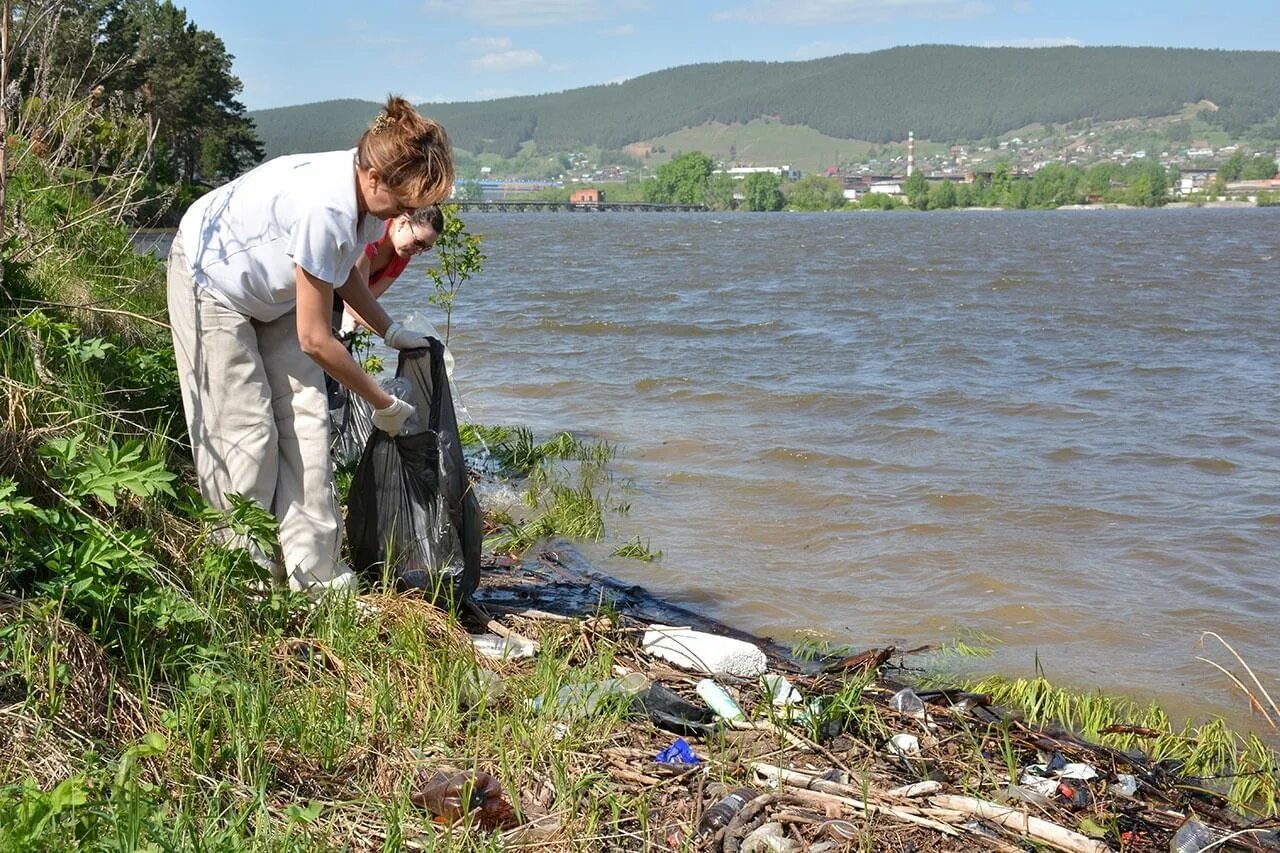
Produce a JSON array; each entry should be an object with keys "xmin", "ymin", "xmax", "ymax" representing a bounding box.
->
[{"xmin": 364, "ymin": 220, "xmax": 411, "ymax": 286}]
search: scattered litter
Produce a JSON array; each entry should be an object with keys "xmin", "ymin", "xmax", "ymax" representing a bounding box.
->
[
  {"xmin": 530, "ymin": 672, "xmax": 649, "ymax": 717},
  {"xmin": 470, "ymin": 632, "xmax": 536, "ymax": 660},
  {"xmin": 641, "ymin": 624, "xmax": 767, "ymax": 677},
  {"xmin": 410, "ymin": 769, "xmax": 516, "ymax": 830},
  {"xmin": 698, "ymin": 787, "xmax": 758, "ymax": 835},
  {"xmin": 1000, "ymin": 783, "xmax": 1053, "ymax": 808},
  {"xmin": 1170, "ymin": 818, "xmax": 1219, "ymax": 853},
  {"xmin": 632, "ymin": 682, "xmax": 718, "ymax": 737},
  {"xmin": 889, "ymin": 687, "xmax": 926, "ymax": 718},
  {"xmin": 741, "ymin": 821, "xmax": 798, "ymax": 852},
  {"xmin": 1112, "ymin": 773, "xmax": 1138, "ymax": 798},
  {"xmin": 761, "ymin": 673, "xmax": 802, "ymax": 706},
  {"xmin": 887, "ymin": 733, "xmax": 920, "ymax": 756},
  {"xmin": 654, "ymin": 737, "xmax": 700, "ymax": 765},
  {"xmin": 460, "ymin": 669, "xmax": 505, "ymax": 706},
  {"xmin": 696, "ymin": 678, "xmax": 746, "ymax": 722}
]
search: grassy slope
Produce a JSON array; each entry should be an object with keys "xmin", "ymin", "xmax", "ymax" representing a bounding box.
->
[{"xmin": 3, "ymin": 161, "xmax": 1280, "ymax": 849}]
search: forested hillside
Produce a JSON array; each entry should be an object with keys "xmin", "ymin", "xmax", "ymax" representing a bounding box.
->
[{"xmin": 249, "ymin": 45, "xmax": 1280, "ymax": 158}]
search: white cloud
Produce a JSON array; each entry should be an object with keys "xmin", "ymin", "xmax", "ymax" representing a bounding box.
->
[
  {"xmin": 715, "ymin": 0, "xmax": 992, "ymax": 25},
  {"xmin": 981, "ymin": 36, "xmax": 1083, "ymax": 47},
  {"xmin": 462, "ymin": 36, "xmax": 514, "ymax": 52},
  {"xmin": 795, "ymin": 40, "xmax": 853, "ymax": 59},
  {"xmin": 424, "ymin": 0, "xmax": 601, "ymax": 26},
  {"xmin": 469, "ymin": 49, "xmax": 545, "ymax": 72}
]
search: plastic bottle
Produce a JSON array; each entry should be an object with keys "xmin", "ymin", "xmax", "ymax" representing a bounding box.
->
[
  {"xmin": 411, "ymin": 770, "xmax": 514, "ymax": 828},
  {"xmin": 889, "ymin": 687, "xmax": 925, "ymax": 717},
  {"xmin": 698, "ymin": 787, "xmax": 758, "ymax": 835},
  {"xmin": 530, "ymin": 672, "xmax": 648, "ymax": 717},
  {"xmin": 1169, "ymin": 818, "xmax": 1217, "ymax": 853},
  {"xmin": 696, "ymin": 678, "xmax": 745, "ymax": 722},
  {"xmin": 399, "ymin": 310, "xmax": 456, "ymax": 382},
  {"xmin": 381, "ymin": 376, "xmax": 425, "ymax": 435}
]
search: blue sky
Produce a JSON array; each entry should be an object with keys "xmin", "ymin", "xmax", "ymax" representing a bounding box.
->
[{"xmin": 177, "ymin": 0, "xmax": 1278, "ymax": 111}]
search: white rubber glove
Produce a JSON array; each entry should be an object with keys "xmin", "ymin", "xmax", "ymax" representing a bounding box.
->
[
  {"xmin": 383, "ymin": 321, "xmax": 432, "ymax": 350},
  {"xmin": 371, "ymin": 396, "xmax": 416, "ymax": 436}
]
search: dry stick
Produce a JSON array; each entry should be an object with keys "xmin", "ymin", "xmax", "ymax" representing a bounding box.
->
[
  {"xmin": 1198, "ymin": 630, "xmax": 1279, "ymax": 731},
  {"xmin": 886, "ymin": 780, "xmax": 943, "ymax": 798},
  {"xmin": 928, "ymin": 795, "xmax": 1113, "ymax": 853},
  {"xmin": 463, "ymin": 598, "xmax": 540, "ymax": 652},
  {"xmin": 751, "ymin": 762, "xmax": 959, "ymax": 836},
  {"xmin": 713, "ymin": 792, "xmax": 776, "ymax": 853},
  {"xmin": 1196, "ymin": 656, "xmax": 1276, "ymax": 730},
  {"xmin": 731, "ymin": 718, "xmax": 857, "ymax": 778}
]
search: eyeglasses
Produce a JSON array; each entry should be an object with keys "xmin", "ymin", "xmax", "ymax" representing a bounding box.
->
[
  {"xmin": 398, "ymin": 220, "xmax": 437, "ymax": 253},
  {"xmin": 406, "ymin": 233, "xmax": 437, "ymax": 254}
]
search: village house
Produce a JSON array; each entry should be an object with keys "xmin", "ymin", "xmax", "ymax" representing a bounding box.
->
[{"xmin": 570, "ymin": 188, "xmax": 605, "ymax": 205}]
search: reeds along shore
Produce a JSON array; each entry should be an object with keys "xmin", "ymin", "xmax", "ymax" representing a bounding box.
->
[{"xmin": 1, "ymin": 166, "xmax": 1279, "ymax": 850}]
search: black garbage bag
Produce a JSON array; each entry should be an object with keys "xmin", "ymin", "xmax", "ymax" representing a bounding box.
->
[
  {"xmin": 346, "ymin": 340, "xmax": 481, "ymax": 604},
  {"xmin": 327, "ymin": 332, "xmax": 374, "ymax": 465}
]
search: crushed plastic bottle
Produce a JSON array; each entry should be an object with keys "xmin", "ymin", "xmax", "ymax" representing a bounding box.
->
[
  {"xmin": 1169, "ymin": 818, "xmax": 1218, "ymax": 853},
  {"xmin": 460, "ymin": 669, "xmax": 505, "ymax": 707},
  {"xmin": 399, "ymin": 310, "xmax": 456, "ymax": 383},
  {"xmin": 1112, "ymin": 773, "xmax": 1138, "ymax": 798},
  {"xmin": 529, "ymin": 672, "xmax": 648, "ymax": 717},
  {"xmin": 889, "ymin": 687, "xmax": 925, "ymax": 717},
  {"xmin": 698, "ymin": 787, "xmax": 758, "ymax": 835},
  {"xmin": 410, "ymin": 769, "xmax": 516, "ymax": 829},
  {"xmin": 381, "ymin": 376, "xmax": 425, "ymax": 435},
  {"xmin": 761, "ymin": 673, "xmax": 802, "ymax": 706}
]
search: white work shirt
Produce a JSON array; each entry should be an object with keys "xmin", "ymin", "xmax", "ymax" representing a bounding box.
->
[{"xmin": 179, "ymin": 149, "xmax": 385, "ymax": 322}]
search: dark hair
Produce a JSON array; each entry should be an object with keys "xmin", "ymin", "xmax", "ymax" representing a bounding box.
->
[
  {"xmin": 406, "ymin": 203, "xmax": 445, "ymax": 234},
  {"xmin": 356, "ymin": 96, "xmax": 454, "ymax": 207}
]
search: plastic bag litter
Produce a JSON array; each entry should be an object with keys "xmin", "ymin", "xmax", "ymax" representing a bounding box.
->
[{"xmin": 346, "ymin": 342, "xmax": 481, "ymax": 604}]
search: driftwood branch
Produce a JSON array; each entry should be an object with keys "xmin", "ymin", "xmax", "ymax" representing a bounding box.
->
[{"xmin": 928, "ymin": 794, "xmax": 1113, "ymax": 853}]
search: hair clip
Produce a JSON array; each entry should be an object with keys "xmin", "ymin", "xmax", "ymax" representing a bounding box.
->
[{"xmin": 371, "ymin": 111, "xmax": 391, "ymax": 135}]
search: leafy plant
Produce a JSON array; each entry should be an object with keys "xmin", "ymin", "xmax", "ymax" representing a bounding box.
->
[{"xmin": 424, "ymin": 205, "xmax": 485, "ymax": 345}]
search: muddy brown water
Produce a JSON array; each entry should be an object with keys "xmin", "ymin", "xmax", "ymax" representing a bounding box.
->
[{"xmin": 142, "ymin": 209, "xmax": 1280, "ymax": 737}]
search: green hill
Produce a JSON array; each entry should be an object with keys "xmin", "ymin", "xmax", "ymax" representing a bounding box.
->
[{"xmin": 248, "ymin": 45, "xmax": 1280, "ymax": 159}]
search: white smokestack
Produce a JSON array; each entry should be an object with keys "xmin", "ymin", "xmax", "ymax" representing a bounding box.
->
[{"xmin": 907, "ymin": 131, "xmax": 915, "ymax": 177}]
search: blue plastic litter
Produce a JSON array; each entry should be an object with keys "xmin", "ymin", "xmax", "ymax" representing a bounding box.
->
[{"xmin": 655, "ymin": 737, "xmax": 700, "ymax": 765}]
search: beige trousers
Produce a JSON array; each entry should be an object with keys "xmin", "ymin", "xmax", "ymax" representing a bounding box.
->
[{"xmin": 167, "ymin": 233, "xmax": 353, "ymax": 594}]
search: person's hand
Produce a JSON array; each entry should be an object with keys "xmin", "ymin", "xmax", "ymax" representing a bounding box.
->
[
  {"xmin": 383, "ymin": 320, "xmax": 432, "ymax": 350},
  {"xmin": 371, "ymin": 396, "xmax": 416, "ymax": 436}
]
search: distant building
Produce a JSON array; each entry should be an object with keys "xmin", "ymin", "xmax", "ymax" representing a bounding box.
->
[
  {"xmin": 1177, "ymin": 168, "xmax": 1217, "ymax": 196},
  {"xmin": 721, "ymin": 164, "xmax": 802, "ymax": 181},
  {"xmin": 570, "ymin": 188, "xmax": 605, "ymax": 205}
]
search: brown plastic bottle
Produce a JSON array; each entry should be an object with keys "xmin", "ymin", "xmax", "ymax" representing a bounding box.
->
[{"xmin": 411, "ymin": 770, "xmax": 512, "ymax": 828}]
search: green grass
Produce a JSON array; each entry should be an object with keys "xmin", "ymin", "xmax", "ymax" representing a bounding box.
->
[{"xmin": 636, "ymin": 119, "xmax": 877, "ymax": 173}]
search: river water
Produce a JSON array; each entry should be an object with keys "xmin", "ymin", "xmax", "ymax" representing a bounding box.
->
[{"xmin": 147, "ymin": 209, "xmax": 1280, "ymax": 733}]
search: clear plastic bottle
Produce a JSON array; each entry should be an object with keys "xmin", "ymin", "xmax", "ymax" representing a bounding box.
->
[
  {"xmin": 381, "ymin": 376, "xmax": 425, "ymax": 435},
  {"xmin": 890, "ymin": 687, "xmax": 925, "ymax": 717},
  {"xmin": 530, "ymin": 672, "xmax": 648, "ymax": 717},
  {"xmin": 1169, "ymin": 818, "xmax": 1217, "ymax": 853},
  {"xmin": 698, "ymin": 787, "xmax": 758, "ymax": 835}
]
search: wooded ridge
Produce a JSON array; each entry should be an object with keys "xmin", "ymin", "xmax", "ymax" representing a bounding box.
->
[{"xmin": 248, "ymin": 45, "xmax": 1280, "ymax": 158}]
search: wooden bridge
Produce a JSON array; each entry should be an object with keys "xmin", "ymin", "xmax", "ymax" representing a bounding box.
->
[{"xmin": 449, "ymin": 200, "xmax": 708, "ymax": 213}]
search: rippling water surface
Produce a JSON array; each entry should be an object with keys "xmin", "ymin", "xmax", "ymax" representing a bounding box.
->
[
  {"xmin": 152, "ymin": 208, "xmax": 1280, "ymax": 731},
  {"xmin": 392, "ymin": 210, "xmax": 1280, "ymax": 729}
]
